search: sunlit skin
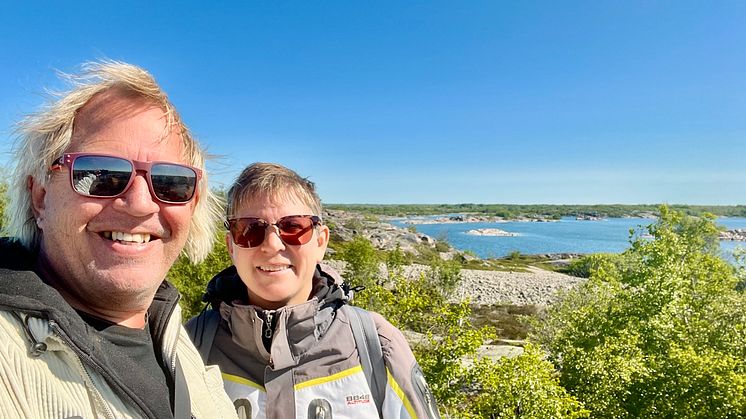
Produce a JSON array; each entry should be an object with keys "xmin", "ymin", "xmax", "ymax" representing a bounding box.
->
[
  {"xmin": 227, "ymin": 196, "xmax": 329, "ymax": 310},
  {"xmin": 30, "ymin": 91, "xmax": 197, "ymax": 328}
]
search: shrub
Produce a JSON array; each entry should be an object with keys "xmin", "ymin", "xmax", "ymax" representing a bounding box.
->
[
  {"xmin": 168, "ymin": 231, "xmax": 232, "ymax": 320},
  {"xmin": 563, "ymin": 252, "xmax": 630, "ymax": 278},
  {"xmin": 426, "ymin": 257, "xmax": 462, "ymax": 298},
  {"xmin": 356, "ymin": 269, "xmax": 587, "ymax": 418},
  {"xmin": 534, "ymin": 206, "xmax": 746, "ymax": 418},
  {"xmin": 336, "ymin": 234, "xmax": 381, "ymax": 289}
]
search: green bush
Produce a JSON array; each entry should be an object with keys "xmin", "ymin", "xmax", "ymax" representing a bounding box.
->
[
  {"xmin": 336, "ymin": 234, "xmax": 381, "ymax": 289},
  {"xmin": 168, "ymin": 231, "xmax": 231, "ymax": 320},
  {"xmin": 426, "ymin": 257, "xmax": 462, "ymax": 298},
  {"xmin": 385, "ymin": 243, "xmax": 411, "ymax": 280},
  {"xmin": 434, "ymin": 240, "xmax": 451, "ymax": 253},
  {"xmin": 534, "ymin": 206, "xmax": 746, "ymax": 418},
  {"xmin": 461, "ymin": 345, "xmax": 589, "ymax": 418},
  {"xmin": 563, "ymin": 252, "xmax": 631, "ymax": 278},
  {"xmin": 355, "ymin": 269, "xmax": 587, "ymax": 418}
]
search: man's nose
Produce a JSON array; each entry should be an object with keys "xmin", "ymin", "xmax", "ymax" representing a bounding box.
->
[{"xmin": 114, "ymin": 172, "xmax": 160, "ymax": 215}]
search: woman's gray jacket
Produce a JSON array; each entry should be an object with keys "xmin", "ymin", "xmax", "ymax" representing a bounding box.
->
[{"xmin": 186, "ymin": 263, "xmax": 440, "ymax": 419}]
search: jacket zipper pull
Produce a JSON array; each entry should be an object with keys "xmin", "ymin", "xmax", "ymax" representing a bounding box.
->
[{"xmin": 264, "ymin": 312, "xmax": 274, "ymax": 339}]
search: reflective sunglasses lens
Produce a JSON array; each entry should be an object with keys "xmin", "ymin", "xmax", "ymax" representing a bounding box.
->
[
  {"xmin": 277, "ymin": 216, "xmax": 316, "ymax": 245},
  {"xmin": 230, "ymin": 218, "xmax": 268, "ymax": 248},
  {"xmin": 150, "ymin": 163, "xmax": 198, "ymax": 203},
  {"xmin": 72, "ymin": 155, "xmax": 132, "ymax": 197}
]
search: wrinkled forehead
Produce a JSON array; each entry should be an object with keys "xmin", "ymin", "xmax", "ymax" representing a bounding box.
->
[{"xmin": 72, "ymin": 89, "xmax": 170, "ymax": 142}]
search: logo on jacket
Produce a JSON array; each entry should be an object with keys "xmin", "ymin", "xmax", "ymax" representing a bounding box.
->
[{"xmin": 345, "ymin": 393, "xmax": 371, "ymax": 405}]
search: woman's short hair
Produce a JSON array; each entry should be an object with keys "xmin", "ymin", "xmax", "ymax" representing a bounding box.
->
[{"xmin": 226, "ymin": 162, "xmax": 322, "ymax": 219}]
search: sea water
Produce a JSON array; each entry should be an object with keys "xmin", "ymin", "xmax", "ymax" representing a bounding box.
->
[{"xmin": 390, "ymin": 216, "xmax": 746, "ymax": 260}]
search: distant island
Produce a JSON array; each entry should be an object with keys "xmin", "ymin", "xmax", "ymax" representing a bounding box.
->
[
  {"xmin": 326, "ymin": 203, "xmax": 746, "ymax": 219},
  {"xmin": 466, "ymin": 228, "xmax": 519, "ymax": 237},
  {"xmin": 404, "ymin": 214, "xmax": 558, "ymax": 224}
]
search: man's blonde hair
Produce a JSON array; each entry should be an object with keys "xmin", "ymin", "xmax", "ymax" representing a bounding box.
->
[
  {"xmin": 6, "ymin": 60, "xmax": 222, "ymax": 263},
  {"xmin": 226, "ymin": 162, "xmax": 322, "ymax": 219}
]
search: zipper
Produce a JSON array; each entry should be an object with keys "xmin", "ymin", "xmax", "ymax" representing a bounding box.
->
[
  {"xmin": 50, "ymin": 320, "xmax": 116, "ymax": 419},
  {"xmin": 264, "ymin": 311, "xmax": 274, "ymax": 339}
]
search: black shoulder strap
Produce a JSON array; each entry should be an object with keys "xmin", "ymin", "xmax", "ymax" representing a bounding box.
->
[
  {"xmin": 185, "ymin": 308, "xmax": 220, "ymax": 363},
  {"xmin": 344, "ymin": 305, "xmax": 386, "ymax": 418}
]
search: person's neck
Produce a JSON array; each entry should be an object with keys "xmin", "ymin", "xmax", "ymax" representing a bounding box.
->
[{"xmin": 34, "ymin": 258, "xmax": 150, "ymax": 329}]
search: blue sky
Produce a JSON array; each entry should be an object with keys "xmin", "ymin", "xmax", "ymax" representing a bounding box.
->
[{"xmin": 1, "ymin": 1, "xmax": 744, "ymax": 204}]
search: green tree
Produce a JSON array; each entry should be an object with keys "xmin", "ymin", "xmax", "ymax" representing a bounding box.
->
[
  {"xmin": 535, "ymin": 206, "xmax": 746, "ymax": 418},
  {"xmin": 168, "ymin": 232, "xmax": 232, "ymax": 320},
  {"xmin": 336, "ymin": 235, "xmax": 381, "ymax": 289},
  {"xmin": 343, "ymin": 235, "xmax": 586, "ymax": 418},
  {"xmin": 361, "ymin": 271, "xmax": 587, "ymax": 418}
]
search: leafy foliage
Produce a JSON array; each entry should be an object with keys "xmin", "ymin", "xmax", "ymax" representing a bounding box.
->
[
  {"xmin": 462, "ymin": 345, "xmax": 589, "ymax": 419},
  {"xmin": 562, "ymin": 252, "xmax": 632, "ymax": 278},
  {"xmin": 335, "ymin": 234, "xmax": 382, "ymax": 289},
  {"xmin": 168, "ymin": 231, "xmax": 232, "ymax": 319},
  {"xmin": 534, "ymin": 206, "xmax": 746, "ymax": 418},
  {"xmin": 339, "ymin": 235, "xmax": 587, "ymax": 418}
]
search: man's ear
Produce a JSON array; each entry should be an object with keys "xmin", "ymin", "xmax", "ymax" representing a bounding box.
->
[{"xmin": 29, "ymin": 176, "xmax": 46, "ymax": 222}]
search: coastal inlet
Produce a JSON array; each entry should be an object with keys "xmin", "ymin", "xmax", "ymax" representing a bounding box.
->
[{"xmin": 390, "ymin": 215, "xmax": 746, "ymax": 259}]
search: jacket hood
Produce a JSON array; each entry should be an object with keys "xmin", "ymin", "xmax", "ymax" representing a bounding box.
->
[
  {"xmin": 0, "ymin": 239, "xmax": 85, "ymax": 335},
  {"xmin": 0, "ymin": 238, "xmax": 181, "ymax": 352},
  {"xmin": 0, "ymin": 238, "xmax": 184, "ymax": 418}
]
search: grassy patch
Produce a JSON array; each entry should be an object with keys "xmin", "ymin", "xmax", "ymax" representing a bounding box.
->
[{"xmin": 470, "ymin": 304, "xmax": 544, "ymax": 341}]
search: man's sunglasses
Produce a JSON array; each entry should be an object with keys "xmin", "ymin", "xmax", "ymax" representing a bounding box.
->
[
  {"xmin": 52, "ymin": 152, "xmax": 202, "ymax": 204},
  {"xmin": 225, "ymin": 215, "xmax": 322, "ymax": 248}
]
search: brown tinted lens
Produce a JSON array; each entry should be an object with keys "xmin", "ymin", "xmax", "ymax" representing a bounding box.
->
[
  {"xmin": 277, "ymin": 216, "xmax": 316, "ymax": 245},
  {"xmin": 230, "ymin": 218, "xmax": 268, "ymax": 248}
]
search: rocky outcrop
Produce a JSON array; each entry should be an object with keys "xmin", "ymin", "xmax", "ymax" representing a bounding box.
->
[
  {"xmin": 720, "ymin": 229, "xmax": 746, "ymax": 241},
  {"xmin": 404, "ymin": 215, "xmax": 505, "ymax": 224},
  {"xmin": 324, "ymin": 209, "xmax": 437, "ymax": 255},
  {"xmin": 403, "ymin": 214, "xmax": 558, "ymax": 224},
  {"xmin": 576, "ymin": 214, "xmax": 605, "ymax": 221},
  {"xmin": 465, "ymin": 228, "xmax": 519, "ymax": 237}
]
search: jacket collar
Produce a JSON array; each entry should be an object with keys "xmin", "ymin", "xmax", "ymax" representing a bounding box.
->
[
  {"xmin": 0, "ymin": 238, "xmax": 181, "ymax": 353},
  {"xmin": 211, "ymin": 264, "xmax": 347, "ymax": 370}
]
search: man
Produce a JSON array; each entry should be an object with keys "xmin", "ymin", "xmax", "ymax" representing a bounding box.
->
[{"xmin": 0, "ymin": 61, "xmax": 236, "ymax": 418}]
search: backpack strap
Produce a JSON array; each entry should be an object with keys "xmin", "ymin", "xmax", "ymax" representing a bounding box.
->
[
  {"xmin": 185, "ymin": 308, "xmax": 220, "ymax": 363},
  {"xmin": 344, "ymin": 304, "xmax": 386, "ymax": 418}
]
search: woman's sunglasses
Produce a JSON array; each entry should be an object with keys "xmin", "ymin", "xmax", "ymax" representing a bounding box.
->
[
  {"xmin": 225, "ymin": 215, "xmax": 322, "ymax": 248},
  {"xmin": 52, "ymin": 153, "xmax": 202, "ymax": 204}
]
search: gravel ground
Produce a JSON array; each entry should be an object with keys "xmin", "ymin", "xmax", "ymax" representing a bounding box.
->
[
  {"xmin": 322, "ymin": 260, "xmax": 585, "ymax": 306},
  {"xmin": 450, "ymin": 266, "xmax": 585, "ymax": 306}
]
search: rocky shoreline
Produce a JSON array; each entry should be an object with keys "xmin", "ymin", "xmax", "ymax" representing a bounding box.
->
[
  {"xmin": 720, "ymin": 229, "xmax": 746, "ymax": 241},
  {"xmin": 323, "ymin": 210, "xmax": 586, "ymax": 360},
  {"xmin": 402, "ymin": 214, "xmax": 558, "ymax": 224},
  {"xmin": 324, "ymin": 209, "xmax": 584, "ymax": 306}
]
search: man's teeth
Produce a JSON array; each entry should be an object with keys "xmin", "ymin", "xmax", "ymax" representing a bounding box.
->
[
  {"xmin": 258, "ymin": 265, "xmax": 290, "ymax": 272},
  {"xmin": 102, "ymin": 231, "xmax": 152, "ymax": 243}
]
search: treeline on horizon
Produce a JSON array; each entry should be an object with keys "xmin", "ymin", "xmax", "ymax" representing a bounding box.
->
[{"xmin": 325, "ymin": 203, "xmax": 746, "ymax": 218}]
